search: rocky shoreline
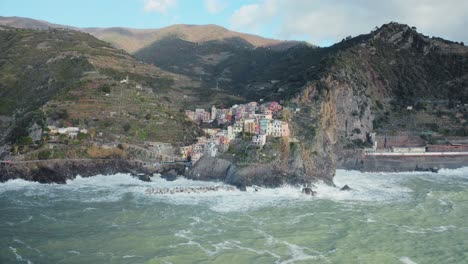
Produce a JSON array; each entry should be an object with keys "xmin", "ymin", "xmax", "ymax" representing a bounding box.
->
[
  {"xmin": 0, "ymin": 156, "xmax": 326, "ymax": 191},
  {"xmin": 2, "ymin": 154, "xmax": 467, "ymax": 190},
  {"xmin": 0, "ymin": 159, "xmax": 183, "ymax": 184}
]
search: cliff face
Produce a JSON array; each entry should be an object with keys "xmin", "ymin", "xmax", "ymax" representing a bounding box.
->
[
  {"xmin": 283, "ymin": 22, "xmax": 467, "ymax": 184},
  {"xmin": 314, "ymin": 22, "xmax": 466, "ymax": 143},
  {"xmin": 186, "ymin": 22, "xmax": 467, "ymax": 187}
]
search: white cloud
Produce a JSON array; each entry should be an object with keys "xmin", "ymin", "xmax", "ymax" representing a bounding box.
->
[
  {"xmin": 144, "ymin": 0, "xmax": 177, "ymax": 14},
  {"xmin": 229, "ymin": 0, "xmax": 468, "ymax": 45},
  {"xmin": 229, "ymin": 0, "xmax": 277, "ymax": 30},
  {"xmin": 204, "ymin": 0, "xmax": 228, "ymax": 14}
]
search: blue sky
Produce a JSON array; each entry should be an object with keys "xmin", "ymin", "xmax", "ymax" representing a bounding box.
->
[{"xmin": 1, "ymin": 0, "xmax": 467, "ymax": 46}]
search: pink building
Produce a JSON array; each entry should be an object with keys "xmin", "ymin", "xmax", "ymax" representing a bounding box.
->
[{"xmin": 269, "ymin": 102, "xmax": 282, "ymax": 112}]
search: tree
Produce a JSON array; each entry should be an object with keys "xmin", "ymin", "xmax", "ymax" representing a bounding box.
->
[
  {"xmin": 123, "ymin": 123, "xmax": 131, "ymax": 133},
  {"xmin": 281, "ymin": 109, "xmax": 293, "ymax": 121},
  {"xmin": 12, "ymin": 145, "xmax": 19, "ymax": 155},
  {"xmin": 89, "ymin": 128, "xmax": 96, "ymax": 141},
  {"xmin": 38, "ymin": 150, "xmax": 52, "ymax": 160},
  {"xmin": 101, "ymin": 84, "xmax": 111, "ymax": 93},
  {"xmin": 19, "ymin": 136, "xmax": 33, "ymax": 146},
  {"xmin": 77, "ymin": 132, "xmax": 88, "ymax": 140}
]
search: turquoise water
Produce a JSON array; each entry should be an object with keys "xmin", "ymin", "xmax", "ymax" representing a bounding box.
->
[{"xmin": 1, "ymin": 169, "xmax": 468, "ymax": 264}]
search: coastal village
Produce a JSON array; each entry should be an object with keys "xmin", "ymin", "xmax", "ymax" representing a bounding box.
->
[{"xmin": 181, "ymin": 101, "xmax": 291, "ymax": 163}]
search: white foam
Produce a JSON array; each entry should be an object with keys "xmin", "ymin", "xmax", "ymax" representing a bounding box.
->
[
  {"xmin": 399, "ymin": 256, "xmax": 418, "ymax": 264},
  {"xmin": 1, "ymin": 167, "xmax": 468, "ymax": 212},
  {"xmin": 9, "ymin": 246, "xmax": 33, "ymax": 264}
]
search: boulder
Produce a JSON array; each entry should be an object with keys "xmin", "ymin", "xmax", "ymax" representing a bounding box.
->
[
  {"xmin": 302, "ymin": 187, "xmax": 317, "ymax": 196},
  {"xmin": 340, "ymin": 184, "xmax": 352, "ymax": 191},
  {"xmin": 161, "ymin": 169, "xmax": 178, "ymax": 181},
  {"xmin": 137, "ymin": 173, "xmax": 152, "ymax": 182}
]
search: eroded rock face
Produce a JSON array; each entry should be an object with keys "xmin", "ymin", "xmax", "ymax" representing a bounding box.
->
[{"xmin": 186, "ymin": 156, "xmax": 235, "ymax": 182}]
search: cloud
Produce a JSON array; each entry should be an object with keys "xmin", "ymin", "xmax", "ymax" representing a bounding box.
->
[
  {"xmin": 229, "ymin": 0, "xmax": 468, "ymax": 45},
  {"xmin": 229, "ymin": 0, "xmax": 277, "ymax": 30},
  {"xmin": 204, "ymin": 0, "xmax": 228, "ymax": 14},
  {"xmin": 144, "ymin": 0, "xmax": 177, "ymax": 14}
]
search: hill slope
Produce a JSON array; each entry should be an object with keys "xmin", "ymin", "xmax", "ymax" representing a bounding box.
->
[
  {"xmin": 0, "ymin": 16, "xmax": 303, "ymax": 53},
  {"xmin": 0, "ymin": 26, "xmax": 199, "ymax": 146}
]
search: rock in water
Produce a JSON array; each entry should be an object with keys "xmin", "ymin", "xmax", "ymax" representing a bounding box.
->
[
  {"xmin": 238, "ymin": 185, "xmax": 247, "ymax": 192},
  {"xmin": 162, "ymin": 169, "xmax": 178, "ymax": 181},
  {"xmin": 137, "ymin": 174, "xmax": 151, "ymax": 182},
  {"xmin": 340, "ymin": 185, "xmax": 352, "ymax": 191},
  {"xmin": 302, "ymin": 187, "xmax": 316, "ymax": 196}
]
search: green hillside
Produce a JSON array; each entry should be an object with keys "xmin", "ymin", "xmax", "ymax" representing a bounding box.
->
[{"xmin": 0, "ymin": 26, "xmax": 200, "ymax": 146}]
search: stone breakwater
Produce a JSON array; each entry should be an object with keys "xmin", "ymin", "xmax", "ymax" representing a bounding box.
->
[{"xmin": 145, "ymin": 186, "xmax": 237, "ymax": 195}]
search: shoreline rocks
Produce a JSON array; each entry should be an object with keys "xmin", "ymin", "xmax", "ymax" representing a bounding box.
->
[
  {"xmin": 0, "ymin": 159, "xmax": 174, "ymax": 184},
  {"xmin": 302, "ymin": 187, "xmax": 317, "ymax": 196},
  {"xmin": 340, "ymin": 184, "xmax": 352, "ymax": 191}
]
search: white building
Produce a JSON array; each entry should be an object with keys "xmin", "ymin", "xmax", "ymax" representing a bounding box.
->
[
  {"xmin": 233, "ymin": 122, "xmax": 243, "ymax": 133},
  {"xmin": 252, "ymin": 134, "xmax": 267, "ymax": 147},
  {"xmin": 227, "ymin": 126, "xmax": 236, "ymax": 141},
  {"xmin": 47, "ymin": 126, "xmax": 58, "ymax": 134},
  {"xmin": 211, "ymin": 105, "xmax": 217, "ymax": 121},
  {"xmin": 271, "ymin": 120, "xmax": 283, "ymax": 137},
  {"xmin": 206, "ymin": 142, "xmax": 218, "ymax": 157},
  {"xmin": 120, "ymin": 75, "xmax": 129, "ymax": 84}
]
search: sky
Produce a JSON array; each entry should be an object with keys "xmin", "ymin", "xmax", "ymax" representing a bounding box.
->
[{"xmin": 1, "ymin": 0, "xmax": 467, "ymax": 46}]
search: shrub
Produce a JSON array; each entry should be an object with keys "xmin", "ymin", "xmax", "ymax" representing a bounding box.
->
[
  {"xmin": 123, "ymin": 123, "xmax": 131, "ymax": 132},
  {"xmin": 48, "ymin": 109, "xmax": 68, "ymax": 120},
  {"xmin": 100, "ymin": 84, "xmax": 111, "ymax": 93},
  {"xmin": 38, "ymin": 150, "xmax": 52, "ymax": 160},
  {"xmin": 19, "ymin": 136, "xmax": 33, "ymax": 146}
]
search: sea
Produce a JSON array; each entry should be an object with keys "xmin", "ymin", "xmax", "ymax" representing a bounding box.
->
[{"xmin": 1, "ymin": 168, "xmax": 467, "ymax": 264}]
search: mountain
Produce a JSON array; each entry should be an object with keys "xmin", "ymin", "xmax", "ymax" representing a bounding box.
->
[
  {"xmin": 0, "ymin": 16, "xmax": 303, "ymax": 53},
  {"xmin": 0, "ymin": 25, "xmax": 200, "ymax": 146},
  {"xmin": 316, "ymin": 22, "xmax": 467, "ymax": 144},
  {"xmin": 83, "ymin": 24, "xmax": 304, "ymax": 53},
  {"xmin": 0, "ymin": 16, "xmax": 76, "ymax": 30}
]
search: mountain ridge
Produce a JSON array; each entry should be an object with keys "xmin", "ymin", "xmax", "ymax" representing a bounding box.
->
[{"xmin": 0, "ymin": 16, "xmax": 305, "ymax": 53}]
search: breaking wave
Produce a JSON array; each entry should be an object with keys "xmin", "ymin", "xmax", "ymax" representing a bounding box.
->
[{"xmin": 1, "ymin": 167, "xmax": 467, "ymax": 212}]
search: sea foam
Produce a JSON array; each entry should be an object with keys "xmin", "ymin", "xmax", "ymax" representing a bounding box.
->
[{"xmin": 1, "ymin": 168, "xmax": 468, "ymax": 212}]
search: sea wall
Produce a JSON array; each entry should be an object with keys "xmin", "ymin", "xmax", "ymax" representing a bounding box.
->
[{"xmin": 338, "ymin": 153, "xmax": 468, "ymax": 172}]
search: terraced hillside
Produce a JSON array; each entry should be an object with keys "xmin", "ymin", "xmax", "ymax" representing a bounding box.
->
[{"xmin": 0, "ymin": 26, "xmax": 199, "ymax": 146}]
